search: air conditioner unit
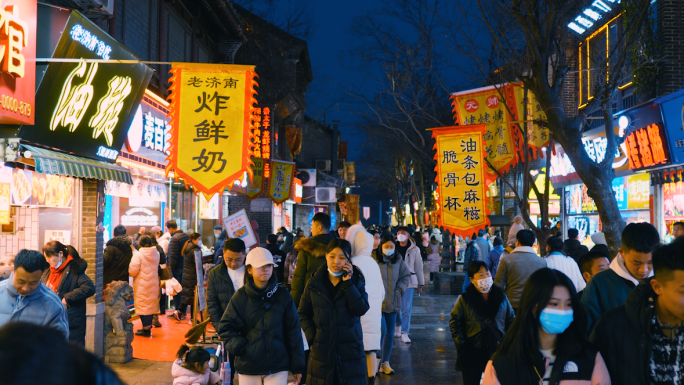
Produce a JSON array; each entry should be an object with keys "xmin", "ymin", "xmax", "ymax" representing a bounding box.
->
[
  {"xmin": 315, "ymin": 187, "xmax": 337, "ymax": 203},
  {"xmin": 316, "ymin": 160, "xmax": 331, "ymax": 172},
  {"xmin": 78, "ymin": 0, "xmax": 115, "ymax": 15},
  {"xmin": 297, "ymin": 169, "xmax": 317, "ymax": 187}
]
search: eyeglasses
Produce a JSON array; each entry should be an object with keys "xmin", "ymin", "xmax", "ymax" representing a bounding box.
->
[{"xmin": 225, "ymin": 258, "xmax": 244, "ymax": 264}]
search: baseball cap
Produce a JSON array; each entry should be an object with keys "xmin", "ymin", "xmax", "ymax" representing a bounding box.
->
[{"xmin": 245, "ymin": 247, "xmax": 275, "ymax": 268}]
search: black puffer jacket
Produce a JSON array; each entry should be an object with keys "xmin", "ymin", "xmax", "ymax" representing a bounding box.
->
[
  {"xmin": 589, "ymin": 281, "xmax": 653, "ymax": 384},
  {"xmin": 298, "ymin": 264, "xmax": 370, "ymax": 385},
  {"xmin": 562, "ymin": 239, "xmax": 588, "ymax": 264},
  {"xmin": 181, "ymin": 242, "xmax": 201, "ymax": 305},
  {"xmin": 290, "ymin": 233, "xmax": 333, "ymax": 307},
  {"xmin": 168, "ymin": 230, "xmax": 190, "ymax": 280},
  {"xmin": 449, "ymin": 284, "xmax": 514, "ymax": 371},
  {"xmin": 207, "ymin": 258, "xmax": 238, "ymax": 330},
  {"xmin": 41, "ymin": 256, "xmax": 96, "ymax": 347},
  {"xmin": 219, "ymin": 275, "xmax": 305, "ymax": 375},
  {"xmin": 103, "ymin": 236, "xmax": 133, "ymax": 288},
  {"xmin": 266, "ymin": 243, "xmax": 287, "ymax": 284}
]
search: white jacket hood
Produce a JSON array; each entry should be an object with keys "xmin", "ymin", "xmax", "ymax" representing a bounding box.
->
[
  {"xmin": 172, "ymin": 359, "xmax": 211, "ymax": 385},
  {"xmin": 610, "ymin": 252, "xmax": 652, "ymax": 286},
  {"xmin": 346, "ymin": 224, "xmax": 374, "ymax": 257}
]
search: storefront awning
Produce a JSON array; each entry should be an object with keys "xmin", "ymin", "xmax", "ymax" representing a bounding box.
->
[{"xmin": 21, "ymin": 144, "xmax": 133, "ymax": 185}]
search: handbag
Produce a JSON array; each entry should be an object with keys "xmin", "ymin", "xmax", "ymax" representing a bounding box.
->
[{"xmin": 159, "ymin": 264, "xmax": 173, "ymax": 280}]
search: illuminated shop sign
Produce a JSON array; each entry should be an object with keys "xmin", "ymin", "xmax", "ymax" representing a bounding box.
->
[
  {"xmin": 0, "ymin": 1, "xmax": 36, "ymax": 125},
  {"xmin": 19, "ymin": 11, "xmax": 152, "ymax": 163},
  {"xmin": 567, "ymin": 0, "xmax": 620, "ymax": 34},
  {"xmin": 624, "ymin": 123, "xmax": 669, "ymax": 170},
  {"xmin": 252, "ymin": 106, "xmax": 272, "ymax": 177},
  {"xmin": 121, "ymin": 207, "xmax": 159, "ymax": 226},
  {"xmin": 143, "ymin": 113, "xmax": 170, "ymax": 154},
  {"xmin": 550, "ymin": 131, "xmax": 628, "ymax": 184}
]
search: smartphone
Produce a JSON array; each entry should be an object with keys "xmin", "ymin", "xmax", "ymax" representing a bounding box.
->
[{"xmin": 343, "ymin": 271, "xmax": 348, "ymax": 278}]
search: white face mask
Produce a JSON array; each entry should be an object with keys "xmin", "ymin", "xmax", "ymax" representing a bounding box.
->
[
  {"xmin": 198, "ymin": 240, "xmax": 203, "ymax": 247},
  {"xmin": 397, "ymin": 234, "xmax": 407, "ymax": 243},
  {"xmin": 474, "ymin": 276, "xmax": 493, "ymax": 293}
]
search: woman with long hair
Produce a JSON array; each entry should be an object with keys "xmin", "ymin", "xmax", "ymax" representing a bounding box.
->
[
  {"xmin": 481, "ymin": 268, "xmax": 610, "ymax": 384},
  {"xmin": 176, "ymin": 233, "xmax": 201, "ymax": 321},
  {"xmin": 145, "ymin": 230, "xmax": 167, "ymax": 327},
  {"xmin": 129, "ymin": 235, "xmax": 160, "ymax": 336}
]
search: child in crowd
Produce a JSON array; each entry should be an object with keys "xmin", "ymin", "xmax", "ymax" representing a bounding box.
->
[{"xmin": 172, "ymin": 344, "xmax": 219, "ymax": 385}]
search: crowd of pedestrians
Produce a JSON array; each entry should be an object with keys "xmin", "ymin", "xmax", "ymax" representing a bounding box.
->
[{"xmin": 3, "ymin": 210, "xmax": 684, "ymax": 385}]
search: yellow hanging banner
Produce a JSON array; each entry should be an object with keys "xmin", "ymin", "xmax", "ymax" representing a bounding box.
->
[
  {"xmin": 450, "ymin": 85, "xmax": 519, "ymax": 174},
  {"xmin": 432, "ymin": 125, "xmax": 491, "ymax": 237},
  {"xmin": 245, "ymin": 157, "xmax": 265, "ymax": 201},
  {"xmin": 166, "ymin": 63, "xmax": 258, "ymax": 198},
  {"xmin": 511, "ymin": 82, "xmax": 550, "ymax": 158},
  {"xmin": 267, "ymin": 160, "xmax": 296, "ymax": 205}
]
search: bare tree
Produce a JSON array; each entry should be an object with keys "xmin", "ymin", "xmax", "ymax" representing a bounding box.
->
[{"xmin": 232, "ymin": 0, "xmax": 315, "ymax": 39}]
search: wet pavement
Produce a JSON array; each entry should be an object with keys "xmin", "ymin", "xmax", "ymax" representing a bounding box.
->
[{"xmin": 112, "ymin": 263, "xmax": 463, "ymax": 385}]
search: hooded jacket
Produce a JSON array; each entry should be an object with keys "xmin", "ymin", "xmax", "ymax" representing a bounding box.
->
[
  {"xmin": 450, "ymin": 284, "xmax": 514, "ymax": 371},
  {"xmin": 589, "ymin": 282, "xmax": 654, "ymax": 384},
  {"xmin": 41, "ymin": 255, "xmax": 95, "ymax": 346},
  {"xmin": 157, "ymin": 232, "xmax": 171, "ymax": 255},
  {"xmin": 103, "ymin": 235, "xmax": 133, "ymax": 288},
  {"xmin": 400, "ymin": 238, "xmax": 425, "ymax": 289},
  {"xmin": 581, "ymin": 253, "xmax": 650, "ymax": 332},
  {"xmin": 493, "ymin": 246, "xmax": 547, "ymax": 309},
  {"xmin": 346, "ymin": 224, "xmax": 385, "ymax": 351},
  {"xmin": 374, "ymin": 249, "xmax": 410, "ymax": 313},
  {"xmin": 506, "ymin": 218, "xmax": 524, "ymax": 247},
  {"xmin": 129, "ymin": 246, "xmax": 160, "ymax": 316},
  {"xmin": 171, "ymin": 359, "xmax": 220, "ymax": 385},
  {"xmin": 168, "ymin": 230, "xmax": 190, "ymax": 279},
  {"xmin": 181, "ymin": 242, "xmax": 201, "ymax": 306},
  {"xmin": 290, "ymin": 233, "xmax": 333, "ymax": 307},
  {"xmin": 0, "ymin": 276, "xmax": 69, "ymax": 339},
  {"xmin": 219, "ymin": 275, "xmax": 305, "ymax": 376},
  {"xmin": 206, "ymin": 258, "xmax": 239, "ymax": 331},
  {"xmin": 298, "ymin": 264, "xmax": 370, "ymax": 385},
  {"xmin": 427, "ymin": 242, "xmax": 441, "ymax": 273}
]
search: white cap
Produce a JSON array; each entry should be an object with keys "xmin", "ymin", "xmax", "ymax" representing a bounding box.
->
[
  {"xmin": 591, "ymin": 231, "xmax": 607, "ymax": 246},
  {"xmin": 245, "ymin": 247, "xmax": 275, "ymax": 268}
]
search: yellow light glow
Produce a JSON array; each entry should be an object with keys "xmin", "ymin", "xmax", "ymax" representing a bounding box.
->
[
  {"xmin": 51, "ymin": 62, "xmax": 98, "ymax": 132},
  {"xmin": 144, "ymin": 89, "xmax": 169, "ymax": 107},
  {"xmin": 618, "ymin": 81, "xmax": 633, "ymax": 90},
  {"xmin": 116, "ymin": 158, "xmax": 166, "ymax": 176},
  {"xmin": 90, "ymin": 75, "xmax": 132, "ymax": 146}
]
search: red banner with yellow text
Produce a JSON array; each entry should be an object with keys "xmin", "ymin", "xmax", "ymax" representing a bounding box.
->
[
  {"xmin": 432, "ymin": 125, "xmax": 491, "ymax": 238},
  {"xmin": 166, "ymin": 63, "xmax": 258, "ymax": 199}
]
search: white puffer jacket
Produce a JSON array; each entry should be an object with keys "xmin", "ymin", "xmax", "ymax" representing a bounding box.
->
[
  {"xmin": 171, "ymin": 359, "xmax": 220, "ymax": 385},
  {"xmin": 129, "ymin": 246, "xmax": 160, "ymax": 316},
  {"xmin": 346, "ymin": 225, "xmax": 385, "ymax": 351},
  {"xmin": 158, "ymin": 232, "xmax": 171, "ymax": 255}
]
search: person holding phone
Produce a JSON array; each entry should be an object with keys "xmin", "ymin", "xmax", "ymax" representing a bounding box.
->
[{"xmin": 298, "ymin": 239, "xmax": 370, "ymax": 385}]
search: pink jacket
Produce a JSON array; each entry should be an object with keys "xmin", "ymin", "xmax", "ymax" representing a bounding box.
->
[
  {"xmin": 129, "ymin": 246, "xmax": 160, "ymax": 316},
  {"xmin": 172, "ymin": 359, "xmax": 220, "ymax": 385},
  {"xmin": 481, "ymin": 351, "xmax": 611, "ymax": 385}
]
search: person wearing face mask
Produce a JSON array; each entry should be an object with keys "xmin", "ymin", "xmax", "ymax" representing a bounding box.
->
[
  {"xmin": 290, "ymin": 213, "xmax": 334, "ymax": 307},
  {"xmin": 450, "ymin": 261, "xmax": 514, "ymax": 385},
  {"xmin": 176, "ymin": 233, "xmax": 202, "ymax": 322},
  {"xmin": 375, "ymin": 234, "xmax": 410, "ymax": 376},
  {"xmin": 41, "ymin": 242, "xmax": 95, "ymax": 346},
  {"xmin": 481, "ymin": 268, "xmax": 610, "ymax": 385},
  {"xmin": 129, "ymin": 236, "xmax": 160, "ymax": 337},
  {"xmin": 582, "ymin": 222, "xmax": 660, "ymax": 332},
  {"xmin": 394, "ymin": 226, "xmax": 425, "ymax": 343},
  {"xmin": 427, "ymin": 235, "xmax": 442, "ymax": 282}
]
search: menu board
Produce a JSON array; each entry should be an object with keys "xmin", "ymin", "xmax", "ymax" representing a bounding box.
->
[{"xmin": 10, "ymin": 169, "xmax": 74, "ymax": 208}]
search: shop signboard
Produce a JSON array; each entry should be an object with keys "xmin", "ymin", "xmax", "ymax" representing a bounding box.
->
[
  {"xmin": 294, "ymin": 178, "xmax": 302, "ymax": 203},
  {"xmin": 10, "ymin": 169, "xmax": 74, "ymax": 208},
  {"xmin": 624, "ymin": 123, "xmax": 670, "ymax": 170},
  {"xmin": 431, "ymin": 124, "xmax": 491, "ymax": 237},
  {"xmin": 0, "ymin": 1, "xmax": 37, "ymax": 125},
  {"xmin": 199, "ymin": 193, "xmax": 219, "ymax": 219},
  {"xmin": 626, "ymin": 173, "xmax": 650, "ymax": 210},
  {"xmin": 612, "ymin": 177, "xmax": 628, "ymax": 210},
  {"xmin": 308, "ymin": 206, "xmax": 337, "ymax": 229},
  {"xmin": 44, "ymin": 230, "xmax": 71, "ymax": 244},
  {"xmin": 245, "ymin": 158, "xmax": 265, "ymax": 201},
  {"xmin": 105, "ymin": 177, "xmax": 167, "ymax": 204},
  {"xmin": 565, "ymin": 184, "xmax": 596, "ymax": 214},
  {"xmin": 664, "ymin": 180, "xmax": 684, "ymax": 219},
  {"xmin": 567, "ymin": 216, "xmax": 590, "ymax": 243},
  {"xmin": 223, "ymin": 209, "xmax": 257, "ymax": 248},
  {"xmin": 0, "ymin": 164, "xmax": 12, "ymax": 224},
  {"xmin": 566, "ymin": 173, "xmax": 649, "ymax": 215},
  {"xmin": 125, "ymin": 92, "xmax": 172, "ymax": 163},
  {"xmin": 655, "ymin": 90, "xmax": 684, "ymax": 165},
  {"xmin": 252, "ymin": 106, "xmax": 272, "ymax": 177},
  {"xmin": 20, "ymin": 11, "xmax": 153, "ymax": 163},
  {"xmin": 267, "ymin": 160, "xmax": 295, "ymax": 205},
  {"xmin": 120, "ymin": 207, "xmax": 158, "ymax": 227}
]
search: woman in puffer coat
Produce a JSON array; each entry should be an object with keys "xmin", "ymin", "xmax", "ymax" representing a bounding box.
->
[
  {"xmin": 178, "ymin": 233, "xmax": 201, "ymax": 321},
  {"xmin": 345, "ymin": 224, "xmax": 385, "ymax": 384},
  {"xmin": 42, "ymin": 241, "xmax": 96, "ymax": 347},
  {"xmin": 374, "ymin": 234, "xmax": 410, "ymax": 375},
  {"xmin": 129, "ymin": 235, "xmax": 160, "ymax": 337},
  {"xmin": 299, "ymin": 239, "xmax": 370, "ymax": 385}
]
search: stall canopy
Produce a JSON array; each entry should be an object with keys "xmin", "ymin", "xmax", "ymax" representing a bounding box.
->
[{"xmin": 22, "ymin": 144, "xmax": 133, "ymax": 184}]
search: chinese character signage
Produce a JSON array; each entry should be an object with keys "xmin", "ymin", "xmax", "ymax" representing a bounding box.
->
[
  {"xmin": 252, "ymin": 106, "xmax": 272, "ymax": 176},
  {"xmin": 19, "ymin": 11, "xmax": 152, "ymax": 162},
  {"xmin": 626, "ymin": 173, "xmax": 650, "ymax": 210},
  {"xmin": 664, "ymin": 180, "xmax": 684, "ymax": 219},
  {"xmin": 432, "ymin": 125, "xmax": 491, "ymax": 237},
  {"xmin": 343, "ymin": 161, "xmax": 356, "ymax": 185},
  {"xmin": 624, "ymin": 123, "xmax": 670, "ymax": 170},
  {"xmin": 0, "ymin": 164, "xmax": 11, "ymax": 224},
  {"xmin": 223, "ymin": 209, "xmax": 257, "ymax": 248},
  {"xmin": 511, "ymin": 83, "xmax": 550, "ymax": 158},
  {"xmin": 345, "ymin": 194, "xmax": 360, "ymax": 224},
  {"xmin": 0, "ymin": 1, "xmax": 36, "ymax": 125},
  {"xmin": 245, "ymin": 157, "xmax": 265, "ymax": 201},
  {"xmin": 451, "ymin": 85, "xmax": 519, "ymax": 173},
  {"xmin": 166, "ymin": 62, "xmax": 258, "ymax": 198},
  {"xmin": 266, "ymin": 160, "xmax": 295, "ymax": 205}
]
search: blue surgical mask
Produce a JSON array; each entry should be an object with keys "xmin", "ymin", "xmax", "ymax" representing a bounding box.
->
[
  {"xmin": 328, "ymin": 269, "xmax": 344, "ymax": 277},
  {"xmin": 383, "ymin": 249, "xmax": 395, "ymax": 257},
  {"xmin": 539, "ymin": 308, "xmax": 574, "ymax": 335}
]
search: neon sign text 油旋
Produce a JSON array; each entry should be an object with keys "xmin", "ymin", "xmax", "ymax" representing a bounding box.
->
[
  {"xmin": 567, "ymin": 0, "xmax": 620, "ymax": 34},
  {"xmin": 69, "ymin": 24, "xmax": 112, "ymax": 60}
]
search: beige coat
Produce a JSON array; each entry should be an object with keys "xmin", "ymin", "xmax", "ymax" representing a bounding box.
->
[{"xmin": 129, "ymin": 246, "xmax": 160, "ymax": 316}]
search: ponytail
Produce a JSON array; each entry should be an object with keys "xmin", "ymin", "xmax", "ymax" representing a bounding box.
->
[
  {"xmin": 176, "ymin": 344, "xmax": 210, "ymax": 373},
  {"xmin": 181, "ymin": 233, "xmax": 201, "ymax": 255},
  {"xmin": 176, "ymin": 344, "xmax": 190, "ymax": 360}
]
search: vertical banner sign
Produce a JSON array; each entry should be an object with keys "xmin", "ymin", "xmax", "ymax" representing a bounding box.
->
[
  {"xmin": 267, "ymin": 160, "xmax": 295, "ymax": 205},
  {"xmin": 511, "ymin": 83, "xmax": 550, "ymax": 158},
  {"xmin": 252, "ymin": 106, "xmax": 272, "ymax": 177},
  {"xmin": 167, "ymin": 63, "xmax": 258, "ymax": 198},
  {"xmin": 363, "ymin": 206, "xmax": 371, "ymax": 220},
  {"xmin": 432, "ymin": 125, "xmax": 491, "ymax": 237},
  {"xmin": 285, "ymin": 125, "xmax": 303, "ymax": 159},
  {"xmin": 223, "ymin": 209, "xmax": 257, "ymax": 248},
  {"xmin": 0, "ymin": 164, "xmax": 11, "ymax": 224},
  {"xmin": 0, "ymin": 0, "xmax": 36, "ymax": 125},
  {"xmin": 343, "ymin": 162, "xmax": 356, "ymax": 185},
  {"xmin": 245, "ymin": 157, "xmax": 265, "ymax": 201},
  {"xmin": 345, "ymin": 195, "xmax": 360, "ymax": 224},
  {"xmin": 450, "ymin": 85, "xmax": 519, "ymax": 174}
]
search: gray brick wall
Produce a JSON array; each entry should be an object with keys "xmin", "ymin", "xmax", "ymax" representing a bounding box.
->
[
  {"xmin": 123, "ymin": 0, "xmax": 150, "ymax": 60},
  {"xmin": 298, "ymin": 119, "xmax": 335, "ymax": 168},
  {"xmin": 82, "ymin": 181, "xmax": 104, "ymax": 304},
  {"xmin": 657, "ymin": 0, "xmax": 684, "ymax": 95}
]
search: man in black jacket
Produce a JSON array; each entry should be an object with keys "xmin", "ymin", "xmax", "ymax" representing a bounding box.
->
[
  {"xmin": 290, "ymin": 212, "xmax": 333, "ymax": 307},
  {"xmin": 207, "ymin": 238, "xmax": 246, "ymax": 385},
  {"xmin": 166, "ymin": 220, "xmax": 189, "ymax": 317},
  {"xmin": 562, "ymin": 228, "xmax": 589, "ymax": 264},
  {"xmin": 103, "ymin": 225, "xmax": 133, "ymax": 288},
  {"xmin": 590, "ymin": 237, "xmax": 684, "ymax": 384},
  {"xmin": 266, "ymin": 234, "xmax": 287, "ymax": 285}
]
